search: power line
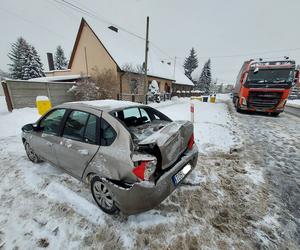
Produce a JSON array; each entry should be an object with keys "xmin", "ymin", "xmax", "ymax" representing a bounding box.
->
[
  {"xmin": 0, "ymin": 7, "xmax": 69, "ymax": 40},
  {"xmin": 46, "ymin": 0, "xmax": 80, "ymax": 20},
  {"xmin": 54, "ymin": 0, "xmax": 145, "ymax": 40},
  {"xmin": 176, "ymin": 47, "xmax": 300, "ymax": 60}
]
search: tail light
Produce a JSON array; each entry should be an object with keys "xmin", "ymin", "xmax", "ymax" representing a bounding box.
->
[
  {"xmin": 187, "ymin": 133, "xmax": 194, "ymax": 150},
  {"xmin": 132, "ymin": 160, "xmax": 157, "ymax": 181}
]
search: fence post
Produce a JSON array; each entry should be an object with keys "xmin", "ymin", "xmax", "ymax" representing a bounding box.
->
[
  {"xmin": 190, "ymin": 103, "xmax": 194, "ymax": 123},
  {"xmin": 145, "ymin": 94, "xmax": 148, "ymax": 104},
  {"xmin": 132, "ymin": 94, "xmax": 135, "ymax": 102},
  {"xmin": 117, "ymin": 93, "xmax": 120, "ymax": 100},
  {"xmin": 1, "ymin": 81, "xmax": 13, "ymax": 112}
]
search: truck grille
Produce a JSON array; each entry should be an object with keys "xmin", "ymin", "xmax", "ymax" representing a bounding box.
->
[{"xmin": 247, "ymin": 91, "xmax": 282, "ymax": 110}]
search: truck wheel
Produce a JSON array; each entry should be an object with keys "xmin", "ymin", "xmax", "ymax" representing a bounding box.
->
[
  {"xmin": 235, "ymin": 98, "xmax": 241, "ymax": 112},
  {"xmin": 91, "ymin": 176, "xmax": 119, "ymax": 215},
  {"xmin": 232, "ymin": 96, "xmax": 236, "ymax": 104},
  {"xmin": 271, "ymin": 112, "xmax": 280, "ymax": 117}
]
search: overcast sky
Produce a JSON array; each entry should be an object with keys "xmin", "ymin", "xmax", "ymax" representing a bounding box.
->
[{"xmin": 1, "ymin": 0, "xmax": 300, "ymax": 83}]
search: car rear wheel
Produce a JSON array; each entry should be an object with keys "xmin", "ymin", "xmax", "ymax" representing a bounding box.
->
[
  {"xmin": 91, "ymin": 176, "xmax": 119, "ymax": 215},
  {"xmin": 24, "ymin": 142, "xmax": 42, "ymax": 163}
]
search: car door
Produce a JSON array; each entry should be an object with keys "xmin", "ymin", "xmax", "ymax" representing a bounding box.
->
[
  {"xmin": 55, "ymin": 110, "xmax": 100, "ymax": 179},
  {"xmin": 30, "ymin": 108, "xmax": 67, "ymax": 165}
]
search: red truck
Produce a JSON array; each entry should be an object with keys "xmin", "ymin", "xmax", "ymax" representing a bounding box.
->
[{"xmin": 233, "ymin": 59, "xmax": 299, "ymax": 116}]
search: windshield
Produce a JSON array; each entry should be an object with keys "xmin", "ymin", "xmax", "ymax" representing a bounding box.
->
[{"xmin": 246, "ymin": 68, "xmax": 295, "ymax": 83}]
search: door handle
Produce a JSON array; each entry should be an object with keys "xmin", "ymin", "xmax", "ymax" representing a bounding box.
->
[{"xmin": 78, "ymin": 149, "xmax": 89, "ymax": 156}]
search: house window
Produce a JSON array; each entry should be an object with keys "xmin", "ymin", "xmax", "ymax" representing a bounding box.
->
[
  {"xmin": 130, "ymin": 79, "xmax": 138, "ymax": 94},
  {"xmin": 165, "ymin": 82, "xmax": 170, "ymax": 93}
]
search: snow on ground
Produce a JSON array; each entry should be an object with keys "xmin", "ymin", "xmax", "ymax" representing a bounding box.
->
[
  {"xmin": 287, "ymin": 99, "xmax": 300, "ymax": 107},
  {"xmin": 151, "ymin": 95, "xmax": 239, "ymax": 154},
  {"xmin": 1, "ymin": 95, "xmax": 298, "ymax": 249}
]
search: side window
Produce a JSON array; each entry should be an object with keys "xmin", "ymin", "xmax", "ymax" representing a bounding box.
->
[
  {"xmin": 84, "ymin": 115, "xmax": 97, "ymax": 144},
  {"xmin": 40, "ymin": 109, "xmax": 66, "ymax": 135},
  {"xmin": 100, "ymin": 118, "xmax": 117, "ymax": 146},
  {"xmin": 63, "ymin": 111, "xmax": 89, "ymax": 141},
  {"xmin": 123, "ymin": 108, "xmax": 140, "ymax": 119},
  {"xmin": 139, "ymin": 108, "xmax": 150, "ymax": 123}
]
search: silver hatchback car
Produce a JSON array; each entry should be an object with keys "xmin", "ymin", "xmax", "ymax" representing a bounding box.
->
[{"xmin": 22, "ymin": 100, "xmax": 198, "ymax": 215}]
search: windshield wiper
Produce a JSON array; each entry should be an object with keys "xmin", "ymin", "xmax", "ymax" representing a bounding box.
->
[{"xmin": 273, "ymin": 79, "xmax": 286, "ymax": 83}]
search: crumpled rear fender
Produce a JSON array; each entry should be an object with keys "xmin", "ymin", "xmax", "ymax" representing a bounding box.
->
[{"xmin": 138, "ymin": 120, "xmax": 193, "ymax": 170}]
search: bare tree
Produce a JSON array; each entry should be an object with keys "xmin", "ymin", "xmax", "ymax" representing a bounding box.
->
[{"xmin": 69, "ymin": 68, "xmax": 118, "ymax": 101}]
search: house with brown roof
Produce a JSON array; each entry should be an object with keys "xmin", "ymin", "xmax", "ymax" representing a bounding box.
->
[{"xmin": 46, "ymin": 18, "xmax": 193, "ymax": 100}]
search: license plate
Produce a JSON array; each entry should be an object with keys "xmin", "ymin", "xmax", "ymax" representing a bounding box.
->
[{"xmin": 172, "ymin": 164, "xmax": 192, "ymax": 185}]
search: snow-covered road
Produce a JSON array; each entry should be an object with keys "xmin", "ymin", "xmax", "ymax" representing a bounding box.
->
[
  {"xmin": 231, "ymin": 104, "xmax": 300, "ymax": 248},
  {"xmin": 0, "ymin": 96, "xmax": 299, "ymax": 249}
]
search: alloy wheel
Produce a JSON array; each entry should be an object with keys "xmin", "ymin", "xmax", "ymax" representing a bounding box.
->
[
  {"xmin": 93, "ymin": 181, "xmax": 114, "ymax": 210},
  {"xmin": 25, "ymin": 143, "xmax": 39, "ymax": 163}
]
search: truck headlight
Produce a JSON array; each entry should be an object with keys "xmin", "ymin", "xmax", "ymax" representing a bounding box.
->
[{"xmin": 241, "ymin": 97, "xmax": 247, "ymax": 106}]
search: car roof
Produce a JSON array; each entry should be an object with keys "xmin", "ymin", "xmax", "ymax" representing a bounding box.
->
[{"xmin": 57, "ymin": 99, "xmax": 146, "ymax": 112}]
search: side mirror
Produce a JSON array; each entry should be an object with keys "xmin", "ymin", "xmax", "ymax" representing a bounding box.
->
[
  {"xmin": 22, "ymin": 124, "xmax": 34, "ymax": 132},
  {"xmin": 33, "ymin": 124, "xmax": 44, "ymax": 132},
  {"xmin": 22, "ymin": 123, "xmax": 43, "ymax": 132}
]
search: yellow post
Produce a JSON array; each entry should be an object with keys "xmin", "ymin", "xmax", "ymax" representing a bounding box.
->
[
  {"xmin": 36, "ymin": 96, "xmax": 52, "ymax": 116},
  {"xmin": 210, "ymin": 96, "xmax": 216, "ymax": 103}
]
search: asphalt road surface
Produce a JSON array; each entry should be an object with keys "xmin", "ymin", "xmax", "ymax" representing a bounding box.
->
[{"xmin": 285, "ymin": 105, "xmax": 300, "ymax": 118}]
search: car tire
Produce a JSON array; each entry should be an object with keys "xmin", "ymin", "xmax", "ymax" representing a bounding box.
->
[
  {"xmin": 91, "ymin": 176, "xmax": 119, "ymax": 215},
  {"xmin": 24, "ymin": 142, "xmax": 42, "ymax": 163}
]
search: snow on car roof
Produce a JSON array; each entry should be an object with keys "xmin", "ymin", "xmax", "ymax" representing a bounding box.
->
[
  {"xmin": 67, "ymin": 99, "xmax": 144, "ymax": 111},
  {"xmin": 84, "ymin": 18, "xmax": 193, "ymax": 86}
]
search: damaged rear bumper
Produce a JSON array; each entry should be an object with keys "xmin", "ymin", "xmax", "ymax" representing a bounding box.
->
[{"xmin": 104, "ymin": 145, "xmax": 198, "ymax": 215}]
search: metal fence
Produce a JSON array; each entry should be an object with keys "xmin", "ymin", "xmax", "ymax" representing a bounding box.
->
[
  {"xmin": 2, "ymin": 80, "xmax": 76, "ymax": 111},
  {"xmin": 117, "ymin": 93, "xmax": 171, "ymax": 104},
  {"xmin": 172, "ymin": 91, "xmax": 203, "ymax": 98}
]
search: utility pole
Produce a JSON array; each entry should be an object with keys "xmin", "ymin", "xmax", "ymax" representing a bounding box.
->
[
  {"xmin": 173, "ymin": 56, "xmax": 177, "ymax": 78},
  {"xmin": 143, "ymin": 16, "xmax": 149, "ymax": 104}
]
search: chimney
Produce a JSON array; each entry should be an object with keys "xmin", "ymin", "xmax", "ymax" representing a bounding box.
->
[
  {"xmin": 47, "ymin": 53, "xmax": 55, "ymax": 71},
  {"xmin": 108, "ymin": 25, "xmax": 118, "ymax": 33}
]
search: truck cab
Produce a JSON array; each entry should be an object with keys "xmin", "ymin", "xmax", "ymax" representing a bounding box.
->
[{"xmin": 233, "ymin": 59, "xmax": 298, "ymax": 116}]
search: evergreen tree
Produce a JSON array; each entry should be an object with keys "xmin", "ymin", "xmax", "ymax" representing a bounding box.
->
[
  {"xmin": 197, "ymin": 59, "xmax": 212, "ymax": 94},
  {"xmin": 8, "ymin": 37, "xmax": 29, "ymax": 79},
  {"xmin": 8, "ymin": 37, "xmax": 45, "ymax": 79},
  {"xmin": 54, "ymin": 45, "xmax": 68, "ymax": 70},
  {"xmin": 183, "ymin": 48, "xmax": 198, "ymax": 82},
  {"xmin": 23, "ymin": 45, "xmax": 45, "ymax": 80}
]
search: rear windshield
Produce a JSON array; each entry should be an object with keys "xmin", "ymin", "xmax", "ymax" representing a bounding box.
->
[{"xmin": 110, "ymin": 106, "xmax": 171, "ymax": 127}]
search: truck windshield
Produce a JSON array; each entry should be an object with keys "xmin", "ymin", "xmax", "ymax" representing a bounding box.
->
[{"xmin": 246, "ymin": 68, "xmax": 295, "ymax": 83}]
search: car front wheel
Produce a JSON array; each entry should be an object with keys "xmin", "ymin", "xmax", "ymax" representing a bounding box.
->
[
  {"xmin": 24, "ymin": 142, "xmax": 42, "ymax": 163},
  {"xmin": 91, "ymin": 176, "xmax": 119, "ymax": 215}
]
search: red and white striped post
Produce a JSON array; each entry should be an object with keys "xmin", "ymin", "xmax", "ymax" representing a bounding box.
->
[{"xmin": 190, "ymin": 103, "xmax": 194, "ymax": 123}]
